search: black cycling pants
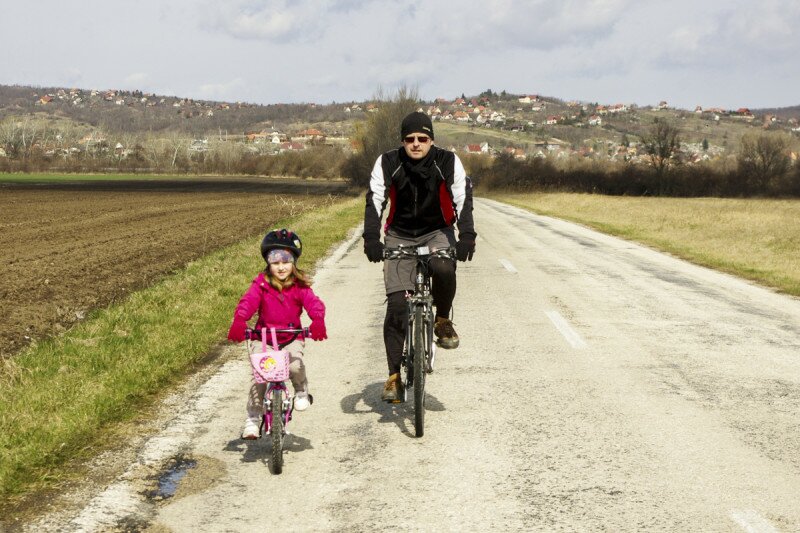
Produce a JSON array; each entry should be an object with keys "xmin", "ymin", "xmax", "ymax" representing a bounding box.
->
[{"xmin": 384, "ymin": 258, "xmax": 456, "ymax": 375}]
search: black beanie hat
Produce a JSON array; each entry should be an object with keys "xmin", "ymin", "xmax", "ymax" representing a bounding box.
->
[{"xmin": 400, "ymin": 111, "xmax": 434, "ymax": 140}]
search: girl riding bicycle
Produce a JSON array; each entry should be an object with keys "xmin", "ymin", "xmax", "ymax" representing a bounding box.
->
[{"xmin": 227, "ymin": 229, "xmax": 328, "ymax": 440}]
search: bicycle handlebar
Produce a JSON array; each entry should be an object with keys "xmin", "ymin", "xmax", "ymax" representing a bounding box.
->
[
  {"xmin": 383, "ymin": 245, "xmax": 456, "ymax": 261},
  {"xmin": 245, "ymin": 327, "xmax": 310, "ymax": 340}
]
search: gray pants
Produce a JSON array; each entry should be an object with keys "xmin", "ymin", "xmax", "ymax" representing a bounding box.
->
[
  {"xmin": 383, "ymin": 227, "xmax": 456, "ymax": 294},
  {"xmin": 246, "ymin": 339, "xmax": 307, "ymax": 419}
]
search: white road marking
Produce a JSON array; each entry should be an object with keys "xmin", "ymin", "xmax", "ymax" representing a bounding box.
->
[
  {"xmin": 730, "ymin": 510, "xmax": 779, "ymax": 533},
  {"xmin": 499, "ymin": 259, "xmax": 518, "ymax": 273},
  {"xmin": 545, "ymin": 310, "xmax": 588, "ymax": 349}
]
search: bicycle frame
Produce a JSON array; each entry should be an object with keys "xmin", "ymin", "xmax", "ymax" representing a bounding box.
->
[
  {"xmin": 245, "ymin": 326, "xmax": 308, "ymax": 473},
  {"xmin": 263, "ymin": 381, "xmax": 292, "ymax": 435},
  {"xmin": 384, "ymin": 245, "xmax": 455, "ymax": 437},
  {"xmin": 404, "ymin": 254, "xmax": 435, "ymax": 385}
]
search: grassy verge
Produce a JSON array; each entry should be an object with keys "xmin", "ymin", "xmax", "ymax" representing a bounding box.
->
[
  {"xmin": 0, "ymin": 197, "xmax": 362, "ymax": 500},
  {"xmin": 484, "ymin": 192, "xmax": 800, "ymax": 296}
]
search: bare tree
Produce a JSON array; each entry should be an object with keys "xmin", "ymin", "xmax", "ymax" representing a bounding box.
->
[
  {"xmin": 640, "ymin": 119, "xmax": 681, "ymax": 176},
  {"xmin": 341, "ymin": 86, "xmax": 420, "ymax": 187},
  {"xmin": 737, "ymin": 132, "xmax": 791, "ymax": 192}
]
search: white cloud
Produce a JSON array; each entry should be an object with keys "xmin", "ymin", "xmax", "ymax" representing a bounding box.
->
[
  {"xmin": 124, "ymin": 73, "xmax": 150, "ymax": 85},
  {"xmin": 197, "ymin": 78, "xmax": 247, "ymax": 101}
]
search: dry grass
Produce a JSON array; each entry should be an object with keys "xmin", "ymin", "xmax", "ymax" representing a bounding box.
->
[{"xmin": 486, "ymin": 192, "xmax": 800, "ymax": 296}]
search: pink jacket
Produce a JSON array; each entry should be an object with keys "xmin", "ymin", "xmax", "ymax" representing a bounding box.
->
[{"xmin": 232, "ymin": 272, "xmax": 326, "ymax": 345}]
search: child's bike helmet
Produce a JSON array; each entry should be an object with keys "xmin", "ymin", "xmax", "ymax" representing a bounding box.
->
[{"xmin": 260, "ymin": 229, "xmax": 303, "ymax": 260}]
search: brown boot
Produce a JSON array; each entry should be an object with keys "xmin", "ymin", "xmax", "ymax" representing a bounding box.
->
[
  {"xmin": 434, "ymin": 317, "xmax": 460, "ymax": 349},
  {"xmin": 381, "ymin": 373, "xmax": 404, "ymax": 403}
]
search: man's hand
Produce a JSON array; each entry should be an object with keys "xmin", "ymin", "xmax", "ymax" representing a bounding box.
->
[
  {"xmin": 364, "ymin": 240, "xmax": 385, "ymax": 263},
  {"xmin": 455, "ymin": 239, "xmax": 475, "ymax": 261}
]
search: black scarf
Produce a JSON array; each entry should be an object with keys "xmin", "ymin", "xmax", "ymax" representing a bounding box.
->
[{"xmin": 398, "ymin": 146, "xmax": 439, "ymax": 191}]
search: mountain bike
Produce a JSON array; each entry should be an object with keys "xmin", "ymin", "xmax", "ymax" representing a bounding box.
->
[
  {"xmin": 384, "ymin": 245, "xmax": 456, "ymax": 437},
  {"xmin": 245, "ymin": 326, "xmax": 309, "ymax": 474}
]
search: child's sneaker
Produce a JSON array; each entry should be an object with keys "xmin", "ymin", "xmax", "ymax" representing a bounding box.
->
[
  {"xmin": 241, "ymin": 417, "xmax": 260, "ymax": 440},
  {"xmin": 294, "ymin": 391, "xmax": 313, "ymax": 411}
]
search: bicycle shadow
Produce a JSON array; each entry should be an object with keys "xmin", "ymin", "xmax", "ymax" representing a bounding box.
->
[
  {"xmin": 340, "ymin": 381, "xmax": 445, "ymax": 438},
  {"xmin": 223, "ymin": 431, "xmax": 314, "ymax": 464}
]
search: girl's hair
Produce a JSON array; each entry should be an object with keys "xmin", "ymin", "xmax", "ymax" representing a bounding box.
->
[{"xmin": 265, "ymin": 262, "xmax": 312, "ymax": 291}]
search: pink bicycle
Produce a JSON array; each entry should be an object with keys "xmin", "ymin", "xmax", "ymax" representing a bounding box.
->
[{"xmin": 245, "ymin": 326, "xmax": 310, "ymax": 474}]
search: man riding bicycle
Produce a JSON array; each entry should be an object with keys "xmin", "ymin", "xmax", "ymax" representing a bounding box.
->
[{"xmin": 363, "ymin": 111, "xmax": 477, "ymax": 402}]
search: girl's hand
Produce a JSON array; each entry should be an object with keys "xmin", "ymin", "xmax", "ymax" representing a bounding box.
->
[
  {"xmin": 227, "ymin": 318, "xmax": 247, "ymax": 342},
  {"xmin": 309, "ymin": 319, "xmax": 327, "ymax": 341}
]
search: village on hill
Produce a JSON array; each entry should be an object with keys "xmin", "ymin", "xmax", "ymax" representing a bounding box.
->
[{"xmin": 1, "ymin": 84, "xmax": 799, "ymax": 167}]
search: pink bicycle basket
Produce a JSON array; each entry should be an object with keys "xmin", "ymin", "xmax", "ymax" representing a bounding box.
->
[{"xmin": 249, "ymin": 327, "xmax": 290, "ymax": 383}]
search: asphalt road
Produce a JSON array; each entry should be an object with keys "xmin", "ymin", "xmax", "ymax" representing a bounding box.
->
[{"xmin": 27, "ymin": 198, "xmax": 800, "ymax": 532}]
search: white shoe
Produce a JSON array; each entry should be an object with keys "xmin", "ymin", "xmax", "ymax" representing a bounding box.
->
[
  {"xmin": 241, "ymin": 417, "xmax": 260, "ymax": 439},
  {"xmin": 294, "ymin": 392, "xmax": 312, "ymax": 411}
]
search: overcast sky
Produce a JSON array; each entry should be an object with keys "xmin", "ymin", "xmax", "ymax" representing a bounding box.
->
[{"xmin": 3, "ymin": 0, "xmax": 798, "ymax": 110}]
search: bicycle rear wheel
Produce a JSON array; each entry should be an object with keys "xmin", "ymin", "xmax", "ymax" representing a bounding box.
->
[
  {"xmin": 413, "ymin": 305, "xmax": 426, "ymax": 437},
  {"xmin": 270, "ymin": 388, "xmax": 284, "ymax": 474}
]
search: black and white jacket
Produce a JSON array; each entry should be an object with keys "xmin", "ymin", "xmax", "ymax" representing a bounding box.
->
[{"xmin": 363, "ymin": 145, "xmax": 476, "ymax": 242}]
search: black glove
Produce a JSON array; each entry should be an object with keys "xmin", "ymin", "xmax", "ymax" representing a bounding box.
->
[
  {"xmin": 455, "ymin": 239, "xmax": 475, "ymax": 262},
  {"xmin": 364, "ymin": 240, "xmax": 385, "ymax": 263}
]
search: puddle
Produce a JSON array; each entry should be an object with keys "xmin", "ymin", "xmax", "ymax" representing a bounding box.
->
[
  {"xmin": 145, "ymin": 454, "xmax": 227, "ymax": 502},
  {"xmin": 147, "ymin": 455, "xmax": 197, "ymax": 500}
]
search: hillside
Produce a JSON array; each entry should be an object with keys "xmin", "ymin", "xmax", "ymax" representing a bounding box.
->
[{"xmin": 2, "ymin": 84, "xmax": 798, "ymax": 165}]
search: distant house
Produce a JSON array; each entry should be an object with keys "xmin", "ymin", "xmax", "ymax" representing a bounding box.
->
[
  {"xmin": 453, "ymin": 111, "xmax": 470, "ymax": 122},
  {"xmin": 588, "ymin": 115, "xmax": 602, "ymax": 126},
  {"xmin": 279, "ymin": 142, "xmax": 305, "ymax": 152},
  {"xmin": 188, "ymin": 139, "xmax": 208, "ymax": 153},
  {"xmin": 503, "ymin": 146, "xmax": 527, "ymax": 160},
  {"xmin": 296, "ymin": 128, "xmax": 326, "ymax": 142},
  {"xmin": 464, "ymin": 142, "xmax": 489, "ymax": 154},
  {"xmin": 246, "ymin": 132, "xmax": 265, "ymax": 143},
  {"xmin": 732, "ymin": 108, "xmax": 754, "ymax": 120},
  {"xmin": 658, "ymin": 101, "xmax": 669, "ymax": 110}
]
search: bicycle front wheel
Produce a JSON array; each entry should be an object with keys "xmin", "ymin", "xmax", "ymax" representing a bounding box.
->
[
  {"xmin": 270, "ymin": 388, "xmax": 284, "ymax": 474},
  {"xmin": 413, "ymin": 305, "xmax": 426, "ymax": 437}
]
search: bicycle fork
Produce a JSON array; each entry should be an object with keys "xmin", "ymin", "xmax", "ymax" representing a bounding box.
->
[{"xmin": 263, "ymin": 384, "xmax": 292, "ymax": 435}]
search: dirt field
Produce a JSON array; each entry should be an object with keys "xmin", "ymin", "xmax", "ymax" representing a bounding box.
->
[{"xmin": 0, "ymin": 176, "xmax": 351, "ymax": 357}]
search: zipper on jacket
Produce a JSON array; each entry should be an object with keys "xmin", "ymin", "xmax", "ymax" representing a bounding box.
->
[{"xmin": 413, "ymin": 182, "xmax": 418, "ymax": 218}]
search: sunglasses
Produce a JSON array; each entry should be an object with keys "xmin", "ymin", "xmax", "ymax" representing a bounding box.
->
[{"xmin": 403, "ymin": 135, "xmax": 431, "ymax": 144}]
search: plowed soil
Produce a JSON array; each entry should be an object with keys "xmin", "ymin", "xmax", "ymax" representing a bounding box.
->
[{"xmin": 0, "ymin": 176, "xmax": 349, "ymax": 357}]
